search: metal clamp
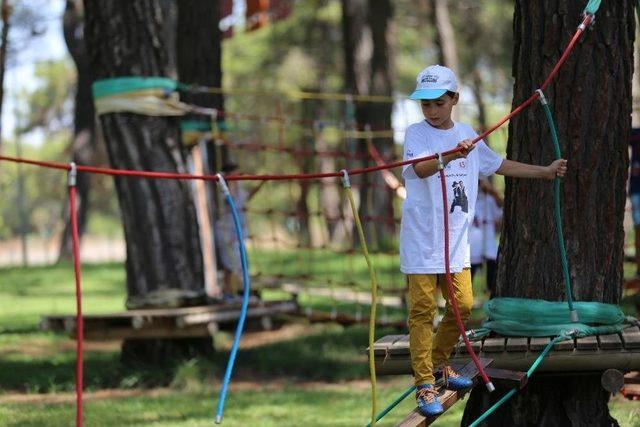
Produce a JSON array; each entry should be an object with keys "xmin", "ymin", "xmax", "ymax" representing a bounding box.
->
[
  {"xmin": 436, "ymin": 152, "xmax": 445, "ymax": 171},
  {"xmin": 340, "ymin": 169, "xmax": 351, "ymax": 188},
  {"xmin": 68, "ymin": 162, "xmax": 77, "ymax": 187},
  {"xmin": 216, "ymin": 173, "xmax": 231, "ymax": 197},
  {"xmin": 535, "ymin": 89, "xmax": 548, "ymax": 105},
  {"xmin": 579, "ymin": 13, "xmax": 595, "ymax": 31}
]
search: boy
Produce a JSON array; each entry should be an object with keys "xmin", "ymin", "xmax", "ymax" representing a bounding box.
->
[{"xmin": 400, "ymin": 65, "xmax": 566, "ymax": 416}]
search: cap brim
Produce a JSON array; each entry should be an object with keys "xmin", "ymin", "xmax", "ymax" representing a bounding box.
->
[{"xmin": 409, "ymin": 89, "xmax": 447, "ymax": 100}]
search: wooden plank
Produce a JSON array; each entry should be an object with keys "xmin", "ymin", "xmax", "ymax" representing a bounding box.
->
[
  {"xmin": 458, "ymin": 339, "xmax": 482, "ymax": 354},
  {"xmin": 397, "ymin": 359, "xmax": 492, "ymax": 427},
  {"xmin": 422, "ymin": 390, "xmax": 458, "ymax": 426},
  {"xmin": 529, "ymin": 337, "xmax": 551, "ymax": 351},
  {"xmin": 482, "ymin": 337, "xmax": 506, "ymax": 352},
  {"xmin": 78, "ymin": 324, "xmax": 213, "ymax": 340},
  {"xmin": 389, "ymin": 335, "xmax": 411, "ymax": 356},
  {"xmin": 598, "ymin": 334, "xmax": 623, "ymax": 350},
  {"xmin": 621, "ymin": 327, "xmax": 640, "ymax": 349},
  {"xmin": 397, "ymin": 408, "xmax": 427, "ymax": 427},
  {"xmin": 175, "ymin": 301, "xmax": 297, "ymax": 326},
  {"xmin": 505, "ymin": 337, "xmax": 528, "ymax": 352},
  {"xmin": 456, "ymin": 358, "xmax": 493, "ymax": 379},
  {"xmin": 371, "ymin": 334, "xmax": 404, "ymax": 357},
  {"xmin": 42, "ymin": 298, "xmax": 263, "ymax": 322},
  {"xmin": 553, "ymin": 337, "xmax": 575, "ymax": 351},
  {"xmin": 576, "ymin": 335, "xmax": 598, "ymax": 350},
  {"xmin": 485, "ymin": 367, "xmax": 528, "ymax": 390}
]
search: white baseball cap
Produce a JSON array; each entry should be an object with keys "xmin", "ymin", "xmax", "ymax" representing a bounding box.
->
[{"xmin": 409, "ymin": 65, "xmax": 458, "ymax": 100}]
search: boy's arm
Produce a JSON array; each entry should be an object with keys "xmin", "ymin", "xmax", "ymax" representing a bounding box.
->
[
  {"xmin": 495, "ymin": 158, "xmax": 567, "ymax": 180},
  {"xmin": 412, "ymin": 140, "xmax": 475, "ymax": 179}
]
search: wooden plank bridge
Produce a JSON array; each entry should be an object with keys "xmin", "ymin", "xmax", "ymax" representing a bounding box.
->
[
  {"xmin": 40, "ymin": 299, "xmax": 298, "ymax": 340},
  {"xmin": 372, "ymin": 326, "xmax": 640, "ymax": 375}
]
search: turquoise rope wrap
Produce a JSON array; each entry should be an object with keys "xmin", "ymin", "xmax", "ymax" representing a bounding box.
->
[
  {"xmin": 180, "ymin": 120, "xmax": 213, "ymax": 132},
  {"xmin": 583, "ymin": 0, "xmax": 601, "ymax": 15},
  {"xmin": 92, "ymin": 77, "xmax": 177, "ymax": 99}
]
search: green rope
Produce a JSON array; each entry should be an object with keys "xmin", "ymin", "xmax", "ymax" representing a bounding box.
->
[
  {"xmin": 538, "ymin": 90, "xmax": 577, "ymax": 320},
  {"xmin": 366, "ymin": 385, "xmax": 415, "ymax": 427},
  {"xmin": 92, "ymin": 77, "xmax": 177, "ymax": 99},
  {"xmin": 583, "ymin": 0, "xmax": 601, "ymax": 15},
  {"xmin": 468, "ymin": 335, "xmax": 566, "ymax": 427}
]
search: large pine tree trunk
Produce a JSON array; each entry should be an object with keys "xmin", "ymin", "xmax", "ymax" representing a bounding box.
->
[
  {"xmin": 463, "ymin": 2, "xmax": 634, "ymax": 425},
  {"xmin": 341, "ymin": 0, "xmax": 395, "ymax": 245},
  {"xmin": 84, "ymin": 1, "xmax": 205, "ymax": 308}
]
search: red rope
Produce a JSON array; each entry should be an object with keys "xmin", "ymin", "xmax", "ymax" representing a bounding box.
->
[
  {"xmin": 0, "ymin": 16, "xmax": 590, "ymax": 183},
  {"xmin": 69, "ymin": 177, "xmax": 84, "ymax": 427},
  {"xmin": 438, "ymin": 167, "xmax": 492, "ymax": 387}
]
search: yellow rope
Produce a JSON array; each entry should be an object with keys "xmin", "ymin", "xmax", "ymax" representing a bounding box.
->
[
  {"xmin": 181, "ymin": 84, "xmax": 397, "ymax": 103},
  {"xmin": 341, "ymin": 170, "xmax": 378, "ymax": 426}
]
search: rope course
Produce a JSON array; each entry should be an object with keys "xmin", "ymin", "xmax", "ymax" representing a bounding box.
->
[{"xmin": 1, "ymin": 3, "xmax": 626, "ymax": 426}]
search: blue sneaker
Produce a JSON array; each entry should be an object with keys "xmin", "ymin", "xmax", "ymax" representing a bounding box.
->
[
  {"xmin": 434, "ymin": 366, "xmax": 473, "ymax": 390},
  {"xmin": 416, "ymin": 384, "xmax": 443, "ymax": 416}
]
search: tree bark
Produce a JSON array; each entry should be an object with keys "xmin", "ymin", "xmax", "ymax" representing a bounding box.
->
[
  {"xmin": 84, "ymin": 0, "xmax": 205, "ymax": 309},
  {"xmin": 463, "ymin": 1, "xmax": 634, "ymax": 425},
  {"xmin": 341, "ymin": 0, "xmax": 395, "ymax": 245},
  {"xmin": 0, "ymin": 0, "xmax": 9, "ymax": 156}
]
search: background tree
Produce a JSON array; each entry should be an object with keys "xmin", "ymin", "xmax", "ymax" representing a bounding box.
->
[
  {"xmin": 84, "ymin": 0, "xmax": 207, "ymax": 362},
  {"xmin": 57, "ymin": 0, "xmax": 97, "ymax": 261},
  {"xmin": 341, "ymin": 0, "xmax": 395, "ymax": 245},
  {"xmin": 463, "ymin": 1, "xmax": 634, "ymax": 425}
]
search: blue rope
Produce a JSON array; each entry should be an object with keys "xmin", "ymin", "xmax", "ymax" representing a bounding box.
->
[{"xmin": 215, "ymin": 175, "xmax": 251, "ymax": 424}]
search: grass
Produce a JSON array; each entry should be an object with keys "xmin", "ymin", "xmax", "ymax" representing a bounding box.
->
[{"xmin": 0, "ymin": 261, "xmax": 639, "ymax": 426}]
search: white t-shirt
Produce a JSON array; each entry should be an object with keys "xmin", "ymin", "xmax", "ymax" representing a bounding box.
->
[
  {"xmin": 399, "ymin": 121, "xmax": 503, "ymax": 274},
  {"xmin": 469, "ymin": 189, "xmax": 503, "ymax": 264}
]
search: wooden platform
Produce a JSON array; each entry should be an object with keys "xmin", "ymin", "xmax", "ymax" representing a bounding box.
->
[
  {"xmin": 371, "ymin": 326, "xmax": 640, "ymax": 374},
  {"xmin": 397, "ymin": 359, "xmax": 493, "ymax": 427},
  {"xmin": 40, "ymin": 299, "xmax": 298, "ymax": 340}
]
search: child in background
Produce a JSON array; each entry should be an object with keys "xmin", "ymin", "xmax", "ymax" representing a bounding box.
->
[
  {"xmin": 400, "ymin": 64, "xmax": 567, "ymax": 416},
  {"xmin": 470, "ymin": 178, "xmax": 503, "ymax": 297}
]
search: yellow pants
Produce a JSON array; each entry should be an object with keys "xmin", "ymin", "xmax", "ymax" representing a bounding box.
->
[{"xmin": 407, "ymin": 269, "xmax": 473, "ymax": 386}]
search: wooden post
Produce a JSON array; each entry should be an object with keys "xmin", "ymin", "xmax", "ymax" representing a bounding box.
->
[{"xmin": 192, "ymin": 144, "xmax": 219, "ymax": 297}]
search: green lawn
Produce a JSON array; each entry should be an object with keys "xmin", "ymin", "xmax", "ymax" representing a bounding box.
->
[{"xmin": 0, "ymin": 262, "xmax": 639, "ymax": 426}]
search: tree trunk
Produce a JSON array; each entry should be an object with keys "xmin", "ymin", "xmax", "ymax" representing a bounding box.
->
[
  {"xmin": 58, "ymin": 0, "xmax": 96, "ymax": 261},
  {"xmin": 0, "ymin": 0, "xmax": 9, "ymax": 156},
  {"xmin": 463, "ymin": 1, "xmax": 634, "ymax": 425},
  {"xmin": 84, "ymin": 1, "xmax": 205, "ymax": 310},
  {"xmin": 341, "ymin": 0, "xmax": 395, "ymax": 245},
  {"xmin": 430, "ymin": 0, "xmax": 459, "ymax": 76}
]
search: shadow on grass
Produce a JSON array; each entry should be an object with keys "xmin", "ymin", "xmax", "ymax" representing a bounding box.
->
[{"xmin": 0, "ymin": 325, "xmax": 399, "ymax": 393}]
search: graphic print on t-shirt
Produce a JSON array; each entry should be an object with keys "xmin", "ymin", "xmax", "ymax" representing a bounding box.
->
[{"xmin": 450, "ymin": 180, "xmax": 468, "ymax": 213}]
